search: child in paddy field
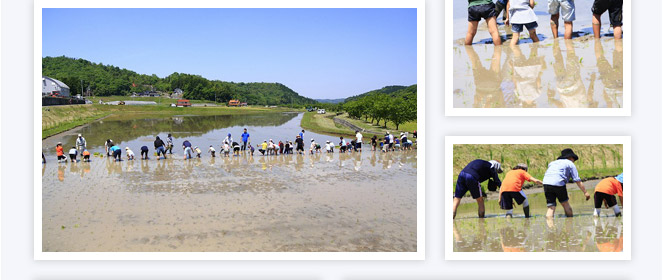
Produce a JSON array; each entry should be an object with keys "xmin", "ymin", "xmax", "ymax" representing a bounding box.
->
[
  {"xmin": 194, "ymin": 146, "xmax": 202, "ymax": 158},
  {"xmin": 110, "ymin": 145, "xmax": 122, "ymax": 161},
  {"xmin": 56, "ymin": 142, "xmax": 66, "ymax": 162},
  {"xmin": 548, "ymin": 0, "xmax": 576, "ymax": 39},
  {"xmin": 498, "ymin": 163, "xmax": 543, "ymax": 218},
  {"xmin": 465, "ymin": 0, "xmax": 502, "ymax": 45},
  {"xmin": 222, "ymin": 143, "xmax": 231, "ymax": 157},
  {"xmin": 82, "ymin": 149, "xmax": 91, "ymax": 162},
  {"xmin": 232, "ymin": 142, "xmax": 241, "ymax": 156},
  {"xmin": 594, "ymin": 173, "xmax": 623, "ymax": 217},
  {"xmin": 208, "ymin": 145, "xmax": 216, "ymax": 157},
  {"xmin": 183, "ymin": 146, "xmax": 194, "ymax": 160},
  {"xmin": 506, "ymin": 0, "xmax": 540, "ymax": 46},
  {"xmin": 125, "ymin": 147, "xmax": 135, "ymax": 160},
  {"xmin": 68, "ymin": 146, "xmax": 78, "ymax": 162}
]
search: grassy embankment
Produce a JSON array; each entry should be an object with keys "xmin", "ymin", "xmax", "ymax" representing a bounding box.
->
[
  {"xmin": 87, "ymin": 96, "xmax": 216, "ymax": 105},
  {"xmin": 334, "ymin": 113, "xmax": 417, "ymax": 134},
  {"xmin": 42, "ymin": 102, "xmax": 298, "ymax": 139},
  {"xmin": 302, "ymin": 111, "xmax": 417, "ymax": 139},
  {"xmin": 453, "ymin": 144, "xmax": 623, "ymax": 195}
]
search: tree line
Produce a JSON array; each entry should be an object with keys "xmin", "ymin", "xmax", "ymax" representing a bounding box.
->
[
  {"xmin": 42, "ymin": 56, "xmax": 316, "ymax": 105},
  {"xmin": 340, "ymin": 85, "xmax": 416, "ymax": 130}
]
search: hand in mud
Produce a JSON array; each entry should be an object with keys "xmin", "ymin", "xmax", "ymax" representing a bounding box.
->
[{"xmin": 584, "ymin": 192, "xmax": 590, "ymax": 201}]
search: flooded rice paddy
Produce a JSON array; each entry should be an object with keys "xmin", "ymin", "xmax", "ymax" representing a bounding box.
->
[
  {"xmin": 453, "ymin": 182, "xmax": 623, "ymax": 252},
  {"xmin": 41, "ymin": 113, "xmax": 417, "ymax": 252},
  {"xmin": 452, "ymin": 0, "xmax": 623, "ymax": 108}
]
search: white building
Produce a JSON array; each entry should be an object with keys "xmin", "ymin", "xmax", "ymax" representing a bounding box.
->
[{"xmin": 42, "ymin": 76, "xmax": 70, "ymax": 97}]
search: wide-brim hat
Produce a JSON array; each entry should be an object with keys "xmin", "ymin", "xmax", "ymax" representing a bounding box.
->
[
  {"xmin": 557, "ymin": 148, "xmax": 579, "ymax": 161},
  {"xmin": 615, "ymin": 173, "xmax": 623, "ymax": 184}
]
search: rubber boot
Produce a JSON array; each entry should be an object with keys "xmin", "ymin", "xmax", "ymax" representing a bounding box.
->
[{"xmin": 524, "ymin": 206, "xmax": 530, "ymax": 218}]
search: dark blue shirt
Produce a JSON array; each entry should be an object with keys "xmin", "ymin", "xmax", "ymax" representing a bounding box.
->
[
  {"xmin": 183, "ymin": 140, "xmax": 192, "ymax": 148},
  {"xmin": 461, "ymin": 159, "xmax": 501, "ymax": 184}
]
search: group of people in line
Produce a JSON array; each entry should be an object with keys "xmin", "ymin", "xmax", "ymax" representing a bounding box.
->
[
  {"xmin": 466, "ymin": 0, "xmax": 623, "ymax": 46},
  {"xmin": 48, "ymin": 128, "xmax": 417, "ymax": 163},
  {"xmin": 453, "ymin": 148, "xmax": 623, "ymax": 219}
]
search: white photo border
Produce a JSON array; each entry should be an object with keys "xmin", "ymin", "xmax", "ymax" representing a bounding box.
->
[
  {"xmin": 445, "ymin": 136, "xmax": 631, "ymax": 260},
  {"xmin": 34, "ymin": 0, "xmax": 426, "ymax": 261},
  {"xmin": 444, "ymin": 1, "xmax": 631, "ymax": 116}
]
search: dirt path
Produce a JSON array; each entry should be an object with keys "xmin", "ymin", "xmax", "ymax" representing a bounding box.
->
[{"xmin": 332, "ymin": 116, "xmax": 384, "ymax": 135}]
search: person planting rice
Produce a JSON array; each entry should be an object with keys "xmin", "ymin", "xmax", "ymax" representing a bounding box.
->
[
  {"xmin": 183, "ymin": 145, "xmax": 194, "ymax": 160},
  {"xmin": 110, "ymin": 145, "xmax": 122, "ymax": 161},
  {"xmin": 464, "ymin": 0, "xmax": 502, "ymax": 45},
  {"xmin": 232, "ymin": 142, "xmax": 241, "ymax": 156},
  {"xmin": 388, "ymin": 132, "xmax": 395, "ymax": 151},
  {"xmin": 498, "ymin": 163, "xmax": 543, "ymax": 218},
  {"xmin": 284, "ymin": 141, "xmax": 291, "ymax": 154},
  {"xmin": 279, "ymin": 141, "xmax": 284, "ymax": 154},
  {"xmin": 82, "ymin": 149, "xmax": 91, "ymax": 162},
  {"xmin": 371, "ymin": 135, "xmax": 377, "ymax": 151},
  {"xmin": 506, "ymin": 0, "xmax": 540, "ymax": 46},
  {"xmin": 453, "ymin": 159, "xmax": 503, "ymax": 219},
  {"xmin": 208, "ymin": 145, "xmax": 216, "ymax": 157},
  {"xmin": 310, "ymin": 139, "xmax": 317, "ymax": 154},
  {"xmin": 68, "ymin": 146, "xmax": 78, "ymax": 162},
  {"xmin": 166, "ymin": 133, "xmax": 174, "ymax": 154},
  {"xmin": 223, "ymin": 133, "xmax": 233, "ymax": 146},
  {"xmin": 295, "ymin": 136, "xmax": 304, "ymax": 154},
  {"xmin": 542, "ymin": 148, "xmax": 590, "ymax": 217},
  {"xmin": 259, "ymin": 140, "xmax": 267, "ymax": 155},
  {"xmin": 222, "ymin": 142, "xmax": 230, "ymax": 157},
  {"xmin": 339, "ymin": 137, "xmax": 347, "ymax": 153},
  {"xmin": 325, "ymin": 141, "xmax": 333, "ymax": 153},
  {"xmin": 182, "ymin": 139, "xmax": 192, "ymax": 151},
  {"xmin": 125, "ymin": 147, "xmax": 135, "ymax": 161},
  {"xmin": 105, "ymin": 139, "xmax": 114, "ymax": 156},
  {"xmin": 593, "ymin": 173, "xmax": 623, "ymax": 217},
  {"xmin": 56, "ymin": 142, "xmax": 66, "ymax": 163},
  {"xmin": 140, "ymin": 146, "xmax": 149, "ymax": 160},
  {"xmin": 194, "ymin": 146, "xmax": 202, "ymax": 158},
  {"xmin": 154, "ymin": 136, "xmax": 167, "ymax": 160},
  {"xmin": 328, "ymin": 141, "xmax": 335, "ymax": 153},
  {"xmin": 268, "ymin": 139, "xmax": 276, "ymax": 155}
]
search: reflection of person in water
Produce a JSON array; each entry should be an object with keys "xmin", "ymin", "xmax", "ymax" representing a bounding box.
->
[
  {"xmin": 548, "ymin": 40, "xmax": 598, "ymax": 108},
  {"xmin": 594, "ymin": 39, "xmax": 623, "ymax": 108},
  {"xmin": 594, "ymin": 218, "xmax": 623, "ymax": 252},
  {"xmin": 510, "ymin": 44, "xmax": 545, "ymax": 107},
  {"xmin": 499, "ymin": 226, "xmax": 528, "ymax": 252},
  {"xmin": 465, "ymin": 45, "xmax": 505, "ymax": 108}
]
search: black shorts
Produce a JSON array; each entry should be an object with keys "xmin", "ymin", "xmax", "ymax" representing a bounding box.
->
[
  {"xmin": 234, "ymin": 147, "xmax": 240, "ymax": 152},
  {"xmin": 468, "ymin": 3, "xmax": 497, "ymax": 22},
  {"xmin": 592, "ymin": 0, "xmax": 622, "ymax": 26},
  {"xmin": 544, "ymin": 185, "xmax": 569, "ymax": 207},
  {"xmin": 454, "ymin": 171, "xmax": 482, "ymax": 199},
  {"xmin": 113, "ymin": 150, "xmax": 122, "ymax": 159},
  {"xmin": 594, "ymin": 191, "xmax": 618, "ymax": 208},
  {"xmin": 296, "ymin": 145, "xmax": 304, "ymax": 151},
  {"xmin": 500, "ymin": 191, "xmax": 527, "ymax": 210},
  {"xmin": 69, "ymin": 154, "xmax": 76, "ymax": 160},
  {"xmin": 141, "ymin": 150, "xmax": 148, "ymax": 157},
  {"xmin": 356, "ymin": 142, "xmax": 362, "ymax": 149},
  {"xmin": 58, "ymin": 155, "xmax": 66, "ymax": 160}
]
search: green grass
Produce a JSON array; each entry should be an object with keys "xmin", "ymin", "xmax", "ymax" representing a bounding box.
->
[
  {"xmin": 87, "ymin": 95, "xmax": 219, "ymax": 105},
  {"xmin": 300, "ymin": 112, "xmax": 356, "ymax": 138},
  {"xmin": 452, "ymin": 144, "xmax": 624, "ymax": 195},
  {"xmin": 336, "ymin": 113, "xmax": 417, "ymax": 134},
  {"xmin": 42, "ymin": 103, "xmax": 298, "ymax": 139}
]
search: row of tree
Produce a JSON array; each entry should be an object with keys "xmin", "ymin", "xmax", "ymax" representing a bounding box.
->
[
  {"xmin": 341, "ymin": 85, "xmax": 417, "ymax": 130},
  {"xmin": 42, "ymin": 56, "xmax": 317, "ymax": 105}
]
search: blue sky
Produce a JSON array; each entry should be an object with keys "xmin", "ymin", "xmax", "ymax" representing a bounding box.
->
[{"xmin": 42, "ymin": 8, "xmax": 417, "ymax": 99}]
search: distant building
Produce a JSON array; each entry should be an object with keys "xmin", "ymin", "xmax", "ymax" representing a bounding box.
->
[
  {"xmin": 240, "ymin": 102, "xmax": 248, "ymax": 107},
  {"xmin": 228, "ymin": 99, "xmax": 240, "ymax": 107},
  {"xmin": 176, "ymin": 99, "xmax": 191, "ymax": 107},
  {"xmin": 172, "ymin": 88, "xmax": 184, "ymax": 98},
  {"xmin": 42, "ymin": 76, "xmax": 70, "ymax": 97}
]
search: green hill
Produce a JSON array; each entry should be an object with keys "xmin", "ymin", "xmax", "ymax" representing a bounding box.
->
[{"xmin": 42, "ymin": 56, "xmax": 316, "ymax": 106}]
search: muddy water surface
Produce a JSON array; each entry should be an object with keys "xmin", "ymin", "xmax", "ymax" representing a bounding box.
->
[
  {"xmin": 42, "ymin": 113, "xmax": 417, "ymax": 252},
  {"xmin": 452, "ymin": 0, "xmax": 623, "ymax": 108},
  {"xmin": 453, "ymin": 185, "xmax": 623, "ymax": 252}
]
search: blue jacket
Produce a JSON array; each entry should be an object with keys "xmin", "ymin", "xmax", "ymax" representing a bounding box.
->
[{"xmin": 461, "ymin": 159, "xmax": 501, "ymax": 184}]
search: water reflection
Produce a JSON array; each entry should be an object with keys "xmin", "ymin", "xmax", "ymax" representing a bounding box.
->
[{"xmin": 456, "ymin": 39, "xmax": 623, "ymax": 108}]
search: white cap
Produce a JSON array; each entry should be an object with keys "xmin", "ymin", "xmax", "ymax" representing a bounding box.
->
[{"xmin": 78, "ymin": 134, "xmax": 82, "ymax": 137}]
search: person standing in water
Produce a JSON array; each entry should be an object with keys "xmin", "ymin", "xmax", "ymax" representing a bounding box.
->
[
  {"xmin": 241, "ymin": 128, "xmax": 250, "ymax": 152},
  {"xmin": 506, "ymin": 0, "xmax": 540, "ymax": 46},
  {"xmin": 166, "ymin": 133, "xmax": 174, "ymax": 154},
  {"xmin": 56, "ymin": 142, "xmax": 66, "ymax": 163},
  {"xmin": 453, "ymin": 159, "xmax": 503, "ymax": 219},
  {"xmin": 542, "ymin": 148, "xmax": 590, "ymax": 218},
  {"xmin": 548, "ymin": 0, "xmax": 576, "ymax": 39},
  {"xmin": 498, "ymin": 163, "xmax": 543, "ymax": 218},
  {"xmin": 75, "ymin": 134, "xmax": 86, "ymax": 155},
  {"xmin": 355, "ymin": 131, "xmax": 363, "ymax": 152}
]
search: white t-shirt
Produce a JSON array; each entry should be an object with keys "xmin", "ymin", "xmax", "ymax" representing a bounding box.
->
[
  {"xmin": 68, "ymin": 148, "xmax": 77, "ymax": 155},
  {"xmin": 325, "ymin": 143, "xmax": 332, "ymax": 151},
  {"xmin": 356, "ymin": 132, "xmax": 363, "ymax": 143},
  {"xmin": 127, "ymin": 150, "xmax": 135, "ymax": 157}
]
